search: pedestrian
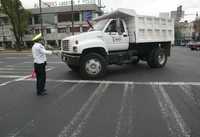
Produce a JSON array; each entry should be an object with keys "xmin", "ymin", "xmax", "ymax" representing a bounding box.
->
[{"xmin": 32, "ymin": 33, "xmax": 58, "ymax": 96}]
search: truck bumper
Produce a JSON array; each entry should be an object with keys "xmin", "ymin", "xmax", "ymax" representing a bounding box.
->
[{"xmin": 61, "ymin": 53, "xmax": 80, "ymax": 66}]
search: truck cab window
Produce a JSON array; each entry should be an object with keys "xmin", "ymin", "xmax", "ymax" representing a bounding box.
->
[{"xmin": 105, "ymin": 20, "xmax": 117, "ymax": 33}]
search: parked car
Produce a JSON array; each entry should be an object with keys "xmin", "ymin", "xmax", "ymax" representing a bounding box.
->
[{"xmin": 187, "ymin": 41, "xmax": 200, "ymax": 51}]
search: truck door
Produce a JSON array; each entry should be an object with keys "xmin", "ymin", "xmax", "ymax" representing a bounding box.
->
[{"xmin": 104, "ymin": 19, "xmax": 129, "ymax": 52}]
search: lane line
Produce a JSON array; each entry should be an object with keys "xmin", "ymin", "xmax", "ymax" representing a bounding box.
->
[
  {"xmin": 115, "ymin": 83, "xmax": 129, "ymax": 137},
  {"xmin": 0, "ymin": 75, "xmax": 25, "ymax": 78},
  {"xmin": 0, "ymin": 68, "xmax": 33, "ymax": 71},
  {"xmin": 0, "ymin": 67, "xmax": 55, "ymax": 87},
  {"xmin": 5, "ymin": 57, "xmax": 31, "ymax": 59},
  {"xmin": 70, "ymin": 83, "xmax": 109, "ymax": 137},
  {"xmin": 152, "ymin": 85, "xmax": 191, "ymax": 137},
  {"xmin": 4, "ymin": 62, "xmax": 32, "ymax": 68},
  {"xmin": 0, "ymin": 75, "xmax": 33, "ymax": 87},
  {"xmin": 24, "ymin": 61, "xmax": 63, "ymax": 64},
  {"xmin": 0, "ymin": 71, "xmax": 30, "ymax": 74},
  {"xmin": 23, "ymin": 79, "xmax": 200, "ymax": 86},
  {"xmin": 58, "ymin": 83, "xmax": 109, "ymax": 137}
]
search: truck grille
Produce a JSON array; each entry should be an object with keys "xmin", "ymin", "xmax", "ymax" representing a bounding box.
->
[{"xmin": 62, "ymin": 40, "xmax": 70, "ymax": 51}]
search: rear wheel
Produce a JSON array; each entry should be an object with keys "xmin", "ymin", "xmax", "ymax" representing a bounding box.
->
[
  {"xmin": 80, "ymin": 53, "xmax": 107, "ymax": 79},
  {"xmin": 147, "ymin": 48, "xmax": 167, "ymax": 68}
]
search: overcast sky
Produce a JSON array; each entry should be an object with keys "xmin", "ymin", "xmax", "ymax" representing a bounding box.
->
[{"xmin": 20, "ymin": 0, "xmax": 200, "ymax": 16}]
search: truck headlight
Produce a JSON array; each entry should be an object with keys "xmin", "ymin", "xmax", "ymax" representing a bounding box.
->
[
  {"xmin": 73, "ymin": 46, "xmax": 78, "ymax": 52},
  {"xmin": 75, "ymin": 40, "xmax": 79, "ymax": 45}
]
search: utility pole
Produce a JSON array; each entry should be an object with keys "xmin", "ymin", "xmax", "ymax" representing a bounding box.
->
[
  {"xmin": 39, "ymin": 0, "xmax": 44, "ymax": 36},
  {"xmin": 71, "ymin": 0, "xmax": 74, "ymax": 35}
]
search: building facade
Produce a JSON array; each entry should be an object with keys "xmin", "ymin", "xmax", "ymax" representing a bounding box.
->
[{"xmin": 0, "ymin": 4, "xmax": 102, "ymax": 49}]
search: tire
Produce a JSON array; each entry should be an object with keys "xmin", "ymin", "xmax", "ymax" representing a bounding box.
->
[
  {"xmin": 68, "ymin": 64, "xmax": 80, "ymax": 72},
  {"xmin": 80, "ymin": 53, "xmax": 107, "ymax": 79},
  {"xmin": 147, "ymin": 48, "xmax": 167, "ymax": 68},
  {"xmin": 132, "ymin": 57, "xmax": 140, "ymax": 65}
]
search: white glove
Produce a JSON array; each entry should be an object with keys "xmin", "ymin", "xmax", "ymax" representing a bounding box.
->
[{"xmin": 52, "ymin": 50, "xmax": 61, "ymax": 55}]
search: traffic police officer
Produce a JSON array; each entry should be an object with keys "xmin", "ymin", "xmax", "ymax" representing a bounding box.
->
[{"xmin": 32, "ymin": 33, "xmax": 56, "ymax": 96}]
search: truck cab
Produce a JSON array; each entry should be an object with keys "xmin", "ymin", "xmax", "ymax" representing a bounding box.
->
[{"xmin": 61, "ymin": 8, "xmax": 173, "ymax": 79}]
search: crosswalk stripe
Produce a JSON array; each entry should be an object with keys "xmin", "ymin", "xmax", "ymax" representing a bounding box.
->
[
  {"xmin": 115, "ymin": 83, "xmax": 129, "ymax": 137},
  {"xmin": 152, "ymin": 85, "xmax": 191, "ymax": 137},
  {"xmin": 0, "ymin": 75, "xmax": 25, "ymax": 78},
  {"xmin": 23, "ymin": 61, "xmax": 63, "ymax": 64},
  {"xmin": 58, "ymin": 83, "xmax": 109, "ymax": 137},
  {"xmin": 0, "ymin": 68, "xmax": 32, "ymax": 71},
  {"xmin": 179, "ymin": 85, "xmax": 200, "ymax": 107},
  {"xmin": 0, "ymin": 67, "xmax": 55, "ymax": 87},
  {"xmin": 127, "ymin": 84, "xmax": 134, "ymax": 136},
  {"xmin": 115, "ymin": 84, "xmax": 135, "ymax": 137}
]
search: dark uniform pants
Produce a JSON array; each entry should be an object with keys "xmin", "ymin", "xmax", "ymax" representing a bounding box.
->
[{"xmin": 34, "ymin": 62, "xmax": 46, "ymax": 94}]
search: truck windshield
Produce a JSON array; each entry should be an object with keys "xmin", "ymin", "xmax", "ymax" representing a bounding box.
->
[{"xmin": 89, "ymin": 19, "xmax": 109, "ymax": 31}]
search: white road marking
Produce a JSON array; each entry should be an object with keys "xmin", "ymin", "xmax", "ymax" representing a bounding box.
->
[
  {"xmin": 7, "ymin": 120, "xmax": 35, "ymax": 137},
  {"xmin": 0, "ymin": 75, "xmax": 25, "ymax": 78},
  {"xmin": 0, "ymin": 68, "xmax": 32, "ymax": 71},
  {"xmin": 179, "ymin": 85, "xmax": 200, "ymax": 107},
  {"xmin": 23, "ymin": 79, "xmax": 200, "ymax": 86},
  {"xmin": 24, "ymin": 61, "xmax": 63, "ymax": 64},
  {"xmin": 114, "ymin": 84, "xmax": 135, "ymax": 137},
  {"xmin": 5, "ymin": 82, "xmax": 78, "ymax": 137},
  {"xmin": 5, "ymin": 57, "xmax": 30, "ymax": 59},
  {"xmin": 5, "ymin": 65, "xmax": 14, "ymax": 67},
  {"xmin": 0, "ymin": 75, "xmax": 33, "ymax": 87},
  {"xmin": 58, "ymin": 83, "xmax": 109, "ymax": 137},
  {"xmin": 115, "ymin": 84, "xmax": 129, "ymax": 137},
  {"xmin": 127, "ymin": 84, "xmax": 134, "ymax": 136},
  {"xmin": 0, "ymin": 71, "xmax": 30, "ymax": 74},
  {"xmin": 152, "ymin": 85, "xmax": 191, "ymax": 137},
  {"xmin": 0, "ymin": 67, "xmax": 55, "ymax": 87}
]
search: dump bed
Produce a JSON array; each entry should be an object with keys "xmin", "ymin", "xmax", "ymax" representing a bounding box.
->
[
  {"xmin": 95, "ymin": 8, "xmax": 174, "ymax": 44},
  {"xmin": 133, "ymin": 15, "xmax": 174, "ymax": 43}
]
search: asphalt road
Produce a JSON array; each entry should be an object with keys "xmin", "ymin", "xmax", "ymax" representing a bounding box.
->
[{"xmin": 0, "ymin": 46, "xmax": 200, "ymax": 137}]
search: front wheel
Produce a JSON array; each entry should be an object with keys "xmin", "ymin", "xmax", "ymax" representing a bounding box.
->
[
  {"xmin": 147, "ymin": 48, "xmax": 167, "ymax": 68},
  {"xmin": 132, "ymin": 57, "xmax": 140, "ymax": 65},
  {"xmin": 80, "ymin": 53, "xmax": 107, "ymax": 79}
]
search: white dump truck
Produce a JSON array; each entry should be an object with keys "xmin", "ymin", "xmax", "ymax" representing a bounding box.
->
[{"xmin": 61, "ymin": 8, "xmax": 174, "ymax": 79}]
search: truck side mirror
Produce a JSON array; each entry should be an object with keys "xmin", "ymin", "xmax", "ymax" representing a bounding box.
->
[{"xmin": 123, "ymin": 32, "xmax": 128, "ymax": 37}]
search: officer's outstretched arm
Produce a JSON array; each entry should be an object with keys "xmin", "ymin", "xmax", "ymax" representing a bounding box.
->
[{"xmin": 40, "ymin": 48, "xmax": 53, "ymax": 55}]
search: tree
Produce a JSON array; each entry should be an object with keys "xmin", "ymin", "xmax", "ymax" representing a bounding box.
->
[{"xmin": 0, "ymin": 0, "xmax": 30, "ymax": 50}]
